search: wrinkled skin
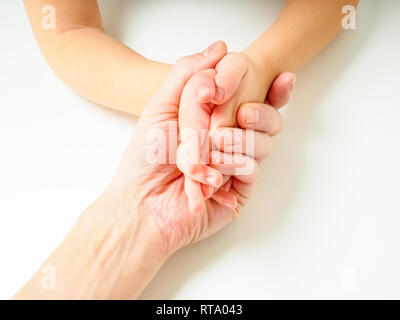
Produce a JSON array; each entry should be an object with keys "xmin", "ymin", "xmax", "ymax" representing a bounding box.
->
[{"xmin": 107, "ymin": 41, "xmax": 293, "ymax": 254}]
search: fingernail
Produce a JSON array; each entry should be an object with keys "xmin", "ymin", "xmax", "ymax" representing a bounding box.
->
[
  {"xmin": 197, "ymin": 86, "xmax": 211, "ymax": 99},
  {"xmin": 214, "ymin": 87, "xmax": 224, "ymax": 103},
  {"xmin": 246, "ymin": 108, "xmax": 260, "ymax": 125},
  {"xmin": 202, "ymin": 41, "xmax": 223, "ymax": 56},
  {"xmin": 206, "ymin": 174, "xmax": 222, "ymax": 188}
]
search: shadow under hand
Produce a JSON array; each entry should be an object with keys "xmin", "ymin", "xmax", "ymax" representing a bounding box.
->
[{"xmin": 139, "ymin": 2, "xmax": 377, "ymax": 299}]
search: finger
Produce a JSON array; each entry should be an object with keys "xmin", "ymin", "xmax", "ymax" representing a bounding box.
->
[
  {"xmin": 211, "ymin": 176, "xmax": 254, "ymax": 216},
  {"xmin": 211, "ymin": 127, "xmax": 273, "ymax": 160},
  {"xmin": 179, "ymin": 69, "xmax": 216, "ymax": 133},
  {"xmin": 178, "ymin": 161, "xmax": 224, "ymax": 189},
  {"xmin": 227, "ymin": 177, "xmax": 255, "ymax": 211},
  {"xmin": 236, "ymin": 103, "xmax": 284, "ymax": 136},
  {"xmin": 209, "ymin": 151, "xmax": 259, "ymax": 184},
  {"xmin": 222, "ymin": 177, "xmax": 232, "ymax": 192},
  {"xmin": 266, "ymin": 72, "xmax": 296, "ymax": 109},
  {"xmin": 211, "ymin": 189, "xmax": 238, "ymax": 210},
  {"xmin": 209, "ymin": 99, "xmax": 237, "ymax": 130},
  {"xmin": 202, "ymin": 184, "xmax": 214, "ymax": 199},
  {"xmin": 185, "ymin": 177, "xmax": 205, "ymax": 214},
  {"xmin": 177, "ymin": 145, "xmax": 223, "ymax": 188},
  {"xmin": 205, "ymin": 174, "xmax": 231, "ymax": 199},
  {"xmin": 212, "ymin": 52, "xmax": 248, "ymax": 105},
  {"xmin": 152, "ymin": 40, "xmax": 227, "ymax": 106},
  {"xmin": 178, "ymin": 69, "xmax": 218, "ymax": 181}
]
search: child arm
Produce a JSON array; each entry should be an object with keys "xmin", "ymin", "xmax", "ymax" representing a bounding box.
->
[
  {"xmin": 245, "ymin": 0, "xmax": 360, "ymax": 76},
  {"xmin": 24, "ymin": 0, "xmax": 171, "ymax": 115},
  {"xmin": 210, "ymin": 0, "xmax": 359, "ymax": 129}
]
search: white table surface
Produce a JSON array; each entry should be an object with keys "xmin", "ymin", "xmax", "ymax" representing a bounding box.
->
[{"xmin": 0, "ymin": 0, "xmax": 399, "ymax": 299}]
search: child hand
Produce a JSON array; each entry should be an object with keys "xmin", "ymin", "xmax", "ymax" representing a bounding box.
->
[
  {"xmin": 209, "ymin": 51, "xmax": 295, "ymax": 129},
  {"xmin": 177, "ymin": 60, "xmax": 295, "ymax": 213},
  {"xmin": 177, "ymin": 67, "xmax": 286, "ymax": 214}
]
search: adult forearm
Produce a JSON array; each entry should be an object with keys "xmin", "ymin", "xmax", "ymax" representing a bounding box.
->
[{"xmin": 13, "ymin": 192, "xmax": 169, "ymax": 299}]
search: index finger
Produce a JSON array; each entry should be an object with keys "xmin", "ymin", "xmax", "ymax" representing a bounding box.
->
[{"xmin": 236, "ymin": 103, "xmax": 284, "ymax": 136}]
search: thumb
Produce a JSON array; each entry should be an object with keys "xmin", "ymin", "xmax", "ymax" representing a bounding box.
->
[
  {"xmin": 266, "ymin": 72, "xmax": 296, "ymax": 109},
  {"xmin": 148, "ymin": 41, "xmax": 227, "ymax": 109},
  {"xmin": 178, "ymin": 68, "xmax": 217, "ymax": 134}
]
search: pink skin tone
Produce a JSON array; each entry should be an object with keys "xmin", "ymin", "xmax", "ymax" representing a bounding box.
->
[
  {"xmin": 110, "ymin": 41, "xmax": 294, "ymax": 252},
  {"xmin": 14, "ymin": 42, "xmax": 295, "ymax": 299},
  {"xmin": 210, "ymin": 52, "xmax": 273, "ymax": 130},
  {"xmin": 177, "ymin": 42, "xmax": 295, "ymax": 214}
]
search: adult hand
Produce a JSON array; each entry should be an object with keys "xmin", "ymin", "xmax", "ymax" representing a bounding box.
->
[
  {"xmin": 109, "ymin": 41, "xmax": 294, "ymax": 256},
  {"xmin": 209, "ymin": 50, "xmax": 295, "ymax": 130},
  {"xmin": 176, "ymin": 67, "xmax": 294, "ymax": 214},
  {"xmin": 179, "ymin": 50, "xmax": 295, "ymax": 214},
  {"xmin": 14, "ymin": 42, "xmax": 295, "ymax": 300}
]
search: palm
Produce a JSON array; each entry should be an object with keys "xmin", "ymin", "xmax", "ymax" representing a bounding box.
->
[
  {"xmin": 143, "ymin": 175, "xmax": 234, "ymax": 251},
  {"xmin": 118, "ymin": 103, "xmax": 234, "ymax": 252}
]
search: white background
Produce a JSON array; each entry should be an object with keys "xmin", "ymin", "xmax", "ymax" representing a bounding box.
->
[{"xmin": 0, "ymin": 0, "xmax": 399, "ymax": 299}]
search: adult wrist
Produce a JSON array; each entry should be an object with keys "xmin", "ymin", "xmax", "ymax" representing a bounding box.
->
[{"xmin": 49, "ymin": 191, "xmax": 171, "ymax": 299}]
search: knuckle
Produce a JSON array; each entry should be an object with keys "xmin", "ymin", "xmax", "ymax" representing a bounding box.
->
[
  {"xmin": 216, "ymin": 52, "xmax": 247, "ymax": 75},
  {"xmin": 188, "ymin": 163, "xmax": 200, "ymax": 176},
  {"xmin": 232, "ymin": 52, "xmax": 250, "ymax": 71},
  {"xmin": 229, "ymin": 51, "xmax": 246, "ymax": 62},
  {"xmin": 175, "ymin": 56, "xmax": 192, "ymax": 70}
]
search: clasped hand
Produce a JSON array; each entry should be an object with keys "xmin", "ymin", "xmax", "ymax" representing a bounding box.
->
[{"xmin": 108, "ymin": 41, "xmax": 294, "ymax": 255}]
